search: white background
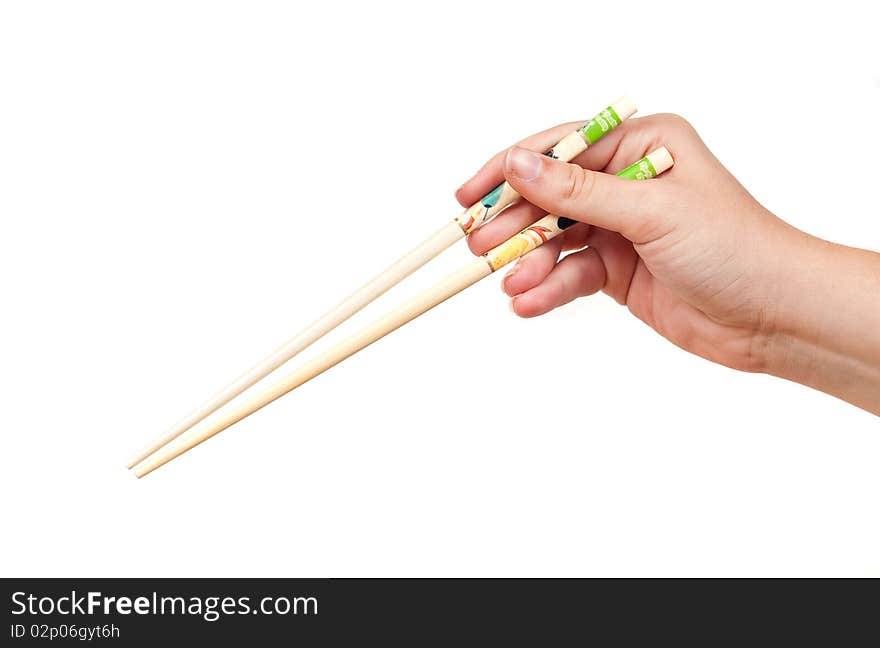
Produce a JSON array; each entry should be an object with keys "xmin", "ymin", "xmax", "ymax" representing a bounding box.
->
[{"xmin": 1, "ymin": 1, "xmax": 878, "ymax": 577}]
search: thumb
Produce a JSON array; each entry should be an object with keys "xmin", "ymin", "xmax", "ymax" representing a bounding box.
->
[{"xmin": 504, "ymin": 146, "xmax": 666, "ymax": 243}]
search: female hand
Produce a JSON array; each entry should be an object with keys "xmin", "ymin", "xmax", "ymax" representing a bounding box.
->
[{"xmin": 457, "ymin": 113, "xmax": 880, "ymax": 414}]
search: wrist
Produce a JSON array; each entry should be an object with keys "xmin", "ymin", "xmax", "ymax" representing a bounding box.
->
[
  {"xmin": 761, "ymin": 228, "xmax": 838, "ymax": 380},
  {"xmin": 761, "ymin": 230, "xmax": 880, "ymax": 414}
]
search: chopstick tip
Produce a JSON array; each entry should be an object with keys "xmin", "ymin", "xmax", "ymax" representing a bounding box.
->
[
  {"xmin": 125, "ymin": 449, "xmax": 149, "ymax": 470},
  {"xmin": 133, "ymin": 459, "xmax": 161, "ymax": 479}
]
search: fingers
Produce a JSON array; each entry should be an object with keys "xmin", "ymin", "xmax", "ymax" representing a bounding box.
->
[
  {"xmin": 500, "ymin": 236, "xmax": 564, "ymax": 297},
  {"xmin": 505, "ymin": 228, "xmax": 639, "ymax": 318},
  {"xmin": 510, "ymin": 248, "xmax": 607, "ymax": 318},
  {"xmin": 503, "ymin": 146, "xmax": 667, "ymax": 244},
  {"xmin": 498, "ymin": 224, "xmax": 591, "ymax": 296},
  {"xmin": 466, "ymin": 201, "xmax": 545, "ymax": 255}
]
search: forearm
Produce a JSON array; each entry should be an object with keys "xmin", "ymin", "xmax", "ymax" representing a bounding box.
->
[{"xmin": 766, "ymin": 232, "xmax": 880, "ymax": 415}]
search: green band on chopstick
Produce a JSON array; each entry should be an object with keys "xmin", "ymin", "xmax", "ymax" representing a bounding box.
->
[
  {"xmin": 579, "ymin": 105, "xmax": 623, "ymax": 145},
  {"xmin": 616, "ymin": 155, "xmax": 658, "ymax": 180}
]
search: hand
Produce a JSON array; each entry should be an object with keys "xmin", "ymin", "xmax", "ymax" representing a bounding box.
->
[{"xmin": 457, "ymin": 114, "xmax": 880, "ymax": 414}]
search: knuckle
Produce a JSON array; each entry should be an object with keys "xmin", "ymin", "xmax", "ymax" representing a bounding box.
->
[
  {"xmin": 561, "ymin": 165, "xmax": 594, "ymax": 203},
  {"xmin": 657, "ymin": 112, "xmax": 696, "ymax": 135}
]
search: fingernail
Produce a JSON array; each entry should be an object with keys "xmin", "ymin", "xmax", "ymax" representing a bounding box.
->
[
  {"xmin": 508, "ymin": 297, "xmax": 518, "ymax": 314},
  {"xmin": 507, "ymin": 147, "xmax": 543, "ymax": 181},
  {"xmin": 502, "ymin": 260, "xmax": 522, "ymax": 293}
]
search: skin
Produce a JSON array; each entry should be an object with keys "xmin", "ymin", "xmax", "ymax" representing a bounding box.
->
[{"xmin": 457, "ymin": 114, "xmax": 880, "ymax": 415}]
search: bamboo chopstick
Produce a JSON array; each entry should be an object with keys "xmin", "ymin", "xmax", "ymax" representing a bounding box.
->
[
  {"xmin": 127, "ymin": 97, "xmax": 638, "ymax": 469},
  {"xmin": 133, "ymin": 147, "xmax": 674, "ymax": 478}
]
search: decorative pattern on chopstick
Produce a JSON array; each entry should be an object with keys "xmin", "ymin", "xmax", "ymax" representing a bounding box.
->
[
  {"xmin": 454, "ymin": 96, "xmax": 636, "ymax": 234},
  {"xmin": 484, "ymin": 147, "xmax": 672, "ymax": 271}
]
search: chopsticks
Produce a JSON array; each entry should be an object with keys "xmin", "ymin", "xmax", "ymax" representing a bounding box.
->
[
  {"xmin": 127, "ymin": 97, "xmax": 637, "ymax": 469},
  {"xmin": 132, "ymin": 147, "xmax": 674, "ymax": 477}
]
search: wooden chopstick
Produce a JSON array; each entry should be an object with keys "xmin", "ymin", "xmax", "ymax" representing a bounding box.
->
[
  {"xmin": 133, "ymin": 147, "xmax": 674, "ymax": 478},
  {"xmin": 127, "ymin": 97, "xmax": 638, "ymax": 470}
]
